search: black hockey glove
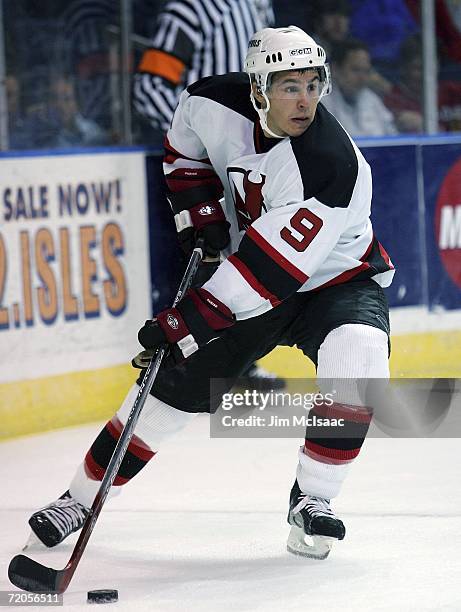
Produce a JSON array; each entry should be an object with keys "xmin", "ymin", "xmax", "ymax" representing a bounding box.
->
[
  {"xmin": 173, "ymin": 203, "xmax": 230, "ymax": 258},
  {"xmin": 132, "ymin": 287, "xmax": 235, "ymax": 368},
  {"xmin": 166, "ymin": 169, "xmax": 230, "ymax": 258},
  {"xmin": 132, "ymin": 262, "xmax": 222, "ymax": 369}
]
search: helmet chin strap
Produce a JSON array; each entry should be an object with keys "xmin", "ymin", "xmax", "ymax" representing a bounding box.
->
[{"xmin": 250, "ymin": 91, "xmax": 285, "ymax": 139}]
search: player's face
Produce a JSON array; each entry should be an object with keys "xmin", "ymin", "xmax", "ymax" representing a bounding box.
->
[{"xmin": 260, "ymin": 70, "xmax": 322, "ymax": 137}]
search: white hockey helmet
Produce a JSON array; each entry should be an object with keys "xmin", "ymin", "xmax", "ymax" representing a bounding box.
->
[{"xmin": 244, "ymin": 26, "xmax": 331, "ymax": 137}]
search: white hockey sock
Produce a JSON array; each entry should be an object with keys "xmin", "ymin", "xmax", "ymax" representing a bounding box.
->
[
  {"xmin": 70, "ymin": 384, "xmax": 196, "ymax": 508},
  {"xmin": 296, "ymin": 446, "xmax": 351, "ymax": 500},
  {"xmin": 116, "ymin": 384, "xmax": 197, "ymax": 448},
  {"xmin": 69, "ymin": 462, "xmax": 118, "ymax": 509},
  {"xmin": 297, "ymin": 324, "xmax": 389, "ymax": 500}
]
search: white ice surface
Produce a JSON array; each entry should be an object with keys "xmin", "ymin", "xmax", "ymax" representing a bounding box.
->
[{"xmin": 1, "ymin": 416, "xmax": 460, "ymax": 611}]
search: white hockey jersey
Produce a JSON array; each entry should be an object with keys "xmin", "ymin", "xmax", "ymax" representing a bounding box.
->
[{"xmin": 164, "ymin": 73, "xmax": 394, "ymax": 321}]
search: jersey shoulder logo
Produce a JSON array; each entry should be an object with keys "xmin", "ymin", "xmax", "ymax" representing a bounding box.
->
[{"xmin": 227, "ymin": 167, "xmax": 267, "ymax": 230}]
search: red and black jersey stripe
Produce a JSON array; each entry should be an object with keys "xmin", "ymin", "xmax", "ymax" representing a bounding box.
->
[
  {"xmin": 165, "ymin": 171, "xmax": 224, "ymax": 212},
  {"xmin": 164, "ymin": 135, "xmax": 213, "ymax": 166},
  {"xmin": 357, "ymin": 234, "xmax": 394, "ymax": 277},
  {"xmin": 316, "ymin": 235, "xmax": 394, "ymax": 291},
  {"xmin": 232, "ymin": 227, "xmax": 308, "ymax": 304},
  {"xmin": 163, "ymin": 136, "xmax": 223, "ymax": 207}
]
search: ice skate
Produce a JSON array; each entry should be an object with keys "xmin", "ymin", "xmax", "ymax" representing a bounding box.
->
[
  {"xmin": 287, "ymin": 480, "xmax": 345, "ymax": 560},
  {"xmin": 27, "ymin": 491, "xmax": 89, "ymax": 548}
]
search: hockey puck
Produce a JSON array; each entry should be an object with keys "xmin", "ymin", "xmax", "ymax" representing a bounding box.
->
[{"xmin": 87, "ymin": 590, "xmax": 118, "ymax": 604}]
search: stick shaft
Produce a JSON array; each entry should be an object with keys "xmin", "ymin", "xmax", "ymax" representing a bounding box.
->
[{"xmin": 55, "ymin": 242, "xmax": 205, "ymax": 592}]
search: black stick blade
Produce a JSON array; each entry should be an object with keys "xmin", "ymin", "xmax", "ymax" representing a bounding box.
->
[{"xmin": 8, "ymin": 555, "xmax": 61, "ymax": 593}]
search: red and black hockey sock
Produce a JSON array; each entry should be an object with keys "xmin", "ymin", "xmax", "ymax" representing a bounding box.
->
[
  {"xmin": 304, "ymin": 401, "xmax": 373, "ymax": 464},
  {"xmin": 84, "ymin": 417, "xmax": 156, "ymax": 485}
]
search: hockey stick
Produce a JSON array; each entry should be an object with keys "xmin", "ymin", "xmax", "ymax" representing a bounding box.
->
[{"xmin": 8, "ymin": 240, "xmax": 205, "ymax": 594}]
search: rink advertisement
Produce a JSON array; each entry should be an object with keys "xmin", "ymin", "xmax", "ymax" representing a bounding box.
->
[{"xmin": 0, "ymin": 151, "xmax": 151, "ymax": 437}]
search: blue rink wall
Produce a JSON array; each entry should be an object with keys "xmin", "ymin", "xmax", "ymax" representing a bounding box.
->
[{"xmin": 0, "ymin": 136, "xmax": 460, "ymax": 440}]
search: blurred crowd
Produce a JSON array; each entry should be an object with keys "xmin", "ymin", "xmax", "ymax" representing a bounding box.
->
[{"xmin": 2, "ymin": 0, "xmax": 461, "ymax": 150}]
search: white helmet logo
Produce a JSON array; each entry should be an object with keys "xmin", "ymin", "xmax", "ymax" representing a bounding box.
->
[
  {"xmin": 167, "ymin": 314, "xmax": 179, "ymax": 329},
  {"xmin": 289, "ymin": 47, "xmax": 312, "ymax": 56}
]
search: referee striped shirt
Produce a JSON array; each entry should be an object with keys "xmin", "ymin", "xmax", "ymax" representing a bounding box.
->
[{"xmin": 133, "ymin": 0, "xmax": 274, "ymax": 131}]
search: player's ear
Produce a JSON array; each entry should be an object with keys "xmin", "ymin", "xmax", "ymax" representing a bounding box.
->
[{"xmin": 252, "ymin": 82, "xmax": 266, "ymax": 107}]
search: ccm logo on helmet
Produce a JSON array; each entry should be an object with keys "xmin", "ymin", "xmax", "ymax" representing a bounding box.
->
[
  {"xmin": 289, "ymin": 47, "xmax": 312, "ymax": 56},
  {"xmin": 248, "ymin": 39, "xmax": 261, "ymax": 48}
]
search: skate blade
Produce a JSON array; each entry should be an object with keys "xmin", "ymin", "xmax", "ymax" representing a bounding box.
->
[
  {"xmin": 286, "ymin": 525, "xmax": 335, "ymax": 560},
  {"xmin": 22, "ymin": 531, "xmax": 47, "ymax": 552}
]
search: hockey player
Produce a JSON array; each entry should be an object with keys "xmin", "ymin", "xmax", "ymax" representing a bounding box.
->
[
  {"xmin": 27, "ymin": 26, "xmax": 393, "ymax": 559},
  {"xmin": 133, "ymin": 0, "xmax": 281, "ymax": 390}
]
